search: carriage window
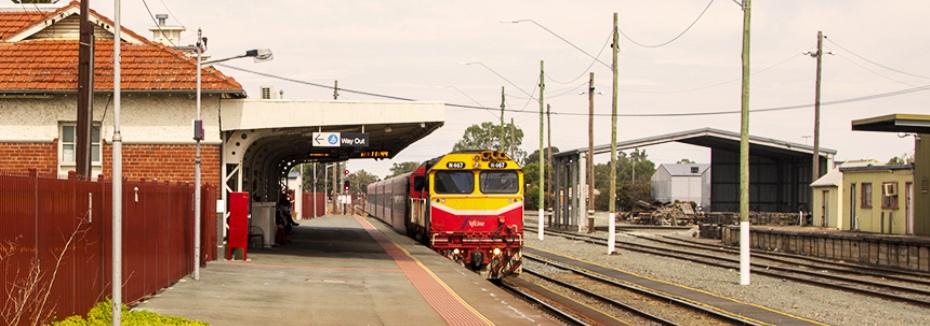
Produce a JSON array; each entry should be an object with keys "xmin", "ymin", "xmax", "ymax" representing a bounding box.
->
[
  {"xmin": 434, "ymin": 171, "xmax": 474, "ymax": 194},
  {"xmin": 413, "ymin": 176, "xmax": 426, "ymax": 192},
  {"xmin": 480, "ymin": 171, "xmax": 519, "ymax": 194}
]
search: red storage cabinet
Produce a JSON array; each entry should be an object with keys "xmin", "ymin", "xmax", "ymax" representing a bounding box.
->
[{"xmin": 227, "ymin": 192, "xmax": 249, "ymax": 260}]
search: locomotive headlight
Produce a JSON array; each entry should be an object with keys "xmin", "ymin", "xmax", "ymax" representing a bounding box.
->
[
  {"xmin": 492, "ymin": 248, "xmax": 502, "ymax": 257},
  {"xmin": 453, "ymin": 248, "xmax": 460, "ymax": 255}
]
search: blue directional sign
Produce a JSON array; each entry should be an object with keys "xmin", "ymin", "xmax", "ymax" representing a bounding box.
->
[
  {"xmin": 312, "ymin": 132, "xmax": 369, "ymax": 148},
  {"xmin": 312, "ymin": 132, "xmax": 340, "ymax": 147}
]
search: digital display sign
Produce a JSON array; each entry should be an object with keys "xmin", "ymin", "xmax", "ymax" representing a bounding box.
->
[
  {"xmin": 357, "ymin": 150, "xmax": 391, "ymax": 158},
  {"xmin": 308, "ymin": 150, "xmax": 393, "ymax": 159}
]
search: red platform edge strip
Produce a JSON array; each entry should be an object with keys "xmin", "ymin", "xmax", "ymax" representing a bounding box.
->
[{"xmin": 354, "ymin": 215, "xmax": 493, "ymax": 326}]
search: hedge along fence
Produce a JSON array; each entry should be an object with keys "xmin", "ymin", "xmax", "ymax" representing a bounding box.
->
[{"xmin": 0, "ymin": 169, "xmax": 217, "ymax": 325}]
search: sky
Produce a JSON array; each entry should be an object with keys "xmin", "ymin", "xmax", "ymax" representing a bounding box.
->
[{"xmin": 35, "ymin": 1, "xmax": 930, "ymax": 178}]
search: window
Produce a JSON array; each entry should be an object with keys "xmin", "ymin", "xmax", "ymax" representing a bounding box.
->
[
  {"xmin": 480, "ymin": 171, "xmax": 519, "ymax": 194},
  {"xmin": 881, "ymin": 182, "xmax": 899, "ymax": 210},
  {"xmin": 60, "ymin": 124, "xmax": 101, "ymax": 164},
  {"xmin": 433, "ymin": 171, "xmax": 474, "ymax": 194},
  {"xmin": 861, "ymin": 183, "xmax": 872, "ymax": 208}
]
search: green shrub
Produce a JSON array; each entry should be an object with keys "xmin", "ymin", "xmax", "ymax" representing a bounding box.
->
[{"xmin": 50, "ymin": 299, "xmax": 208, "ymax": 326}]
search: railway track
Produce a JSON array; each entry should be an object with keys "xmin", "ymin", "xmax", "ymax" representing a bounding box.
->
[
  {"xmin": 649, "ymin": 234, "xmax": 930, "ymax": 284},
  {"xmin": 498, "ymin": 278, "xmax": 594, "ymax": 326},
  {"xmin": 526, "ymin": 226, "xmax": 930, "ymax": 308},
  {"xmin": 520, "ymin": 257, "xmax": 763, "ymax": 326}
]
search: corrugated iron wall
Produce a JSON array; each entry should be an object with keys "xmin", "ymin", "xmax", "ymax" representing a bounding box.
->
[{"xmin": 0, "ymin": 170, "xmax": 216, "ymax": 324}]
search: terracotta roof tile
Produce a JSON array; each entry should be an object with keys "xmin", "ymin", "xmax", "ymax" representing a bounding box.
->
[
  {"xmin": 0, "ymin": 3, "xmax": 245, "ymax": 96},
  {"xmin": 0, "ymin": 12, "xmax": 44, "ymax": 40}
]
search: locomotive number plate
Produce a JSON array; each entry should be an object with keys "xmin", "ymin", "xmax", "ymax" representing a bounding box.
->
[
  {"xmin": 446, "ymin": 161, "xmax": 466, "ymax": 169},
  {"xmin": 488, "ymin": 161, "xmax": 507, "ymax": 169}
]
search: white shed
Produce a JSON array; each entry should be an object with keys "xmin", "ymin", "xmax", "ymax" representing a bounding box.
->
[{"xmin": 651, "ymin": 164, "xmax": 711, "ymax": 209}]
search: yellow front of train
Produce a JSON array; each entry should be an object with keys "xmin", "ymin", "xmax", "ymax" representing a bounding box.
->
[{"xmin": 427, "ymin": 150, "xmax": 524, "ymax": 279}]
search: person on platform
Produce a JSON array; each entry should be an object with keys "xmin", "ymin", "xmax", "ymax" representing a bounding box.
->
[{"xmin": 278, "ymin": 189, "xmax": 299, "ymax": 227}]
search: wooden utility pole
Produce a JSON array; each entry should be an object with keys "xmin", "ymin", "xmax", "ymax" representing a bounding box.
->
[
  {"xmin": 537, "ymin": 60, "xmax": 545, "ymax": 241},
  {"xmin": 609, "ymin": 13, "xmax": 619, "ymax": 214},
  {"xmin": 510, "ymin": 118, "xmax": 515, "ymax": 158},
  {"xmin": 500, "ymin": 86, "xmax": 506, "ymax": 152},
  {"xmin": 333, "ymin": 80, "xmax": 339, "ymax": 100},
  {"xmin": 76, "ymin": 0, "xmax": 94, "ymax": 176},
  {"xmin": 738, "ymin": 0, "xmax": 753, "ymax": 286},
  {"xmin": 332, "ymin": 162, "xmax": 339, "ymax": 214},
  {"xmin": 812, "ymin": 31, "xmax": 825, "ymax": 189},
  {"xmin": 546, "ymin": 104, "xmax": 553, "ymax": 213},
  {"xmin": 587, "ymin": 72, "xmax": 595, "ymax": 213}
]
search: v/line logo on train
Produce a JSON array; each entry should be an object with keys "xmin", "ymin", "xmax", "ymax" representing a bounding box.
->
[{"xmin": 367, "ymin": 150, "xmax": 523, "ymax": 279}]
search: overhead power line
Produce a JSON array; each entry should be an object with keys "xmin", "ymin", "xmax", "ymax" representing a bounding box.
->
[
  {"xmin": 219, "ymin": 64, "xmax": 930, "ymax": 118},
  {"xmin": 617, "ymin": 0, "xmax": 716, "ymax": 48},
  {"xmin": 826, "ymin": 38, "xmax": 930, "ymax": 80}
]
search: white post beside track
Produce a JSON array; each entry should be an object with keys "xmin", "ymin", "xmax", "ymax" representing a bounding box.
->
[
  {"xmin": 607, "ymin": 213, "xmax": 615, "ymax": 255},
  {"xmin": 538, "ymin": 208, "xmax": 544, "ymax": 241}
]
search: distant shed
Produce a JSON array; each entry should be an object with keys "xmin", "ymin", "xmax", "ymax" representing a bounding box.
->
[{"xmin": 651, "ymin": 164, "xmax": 711, "ymax": 210}]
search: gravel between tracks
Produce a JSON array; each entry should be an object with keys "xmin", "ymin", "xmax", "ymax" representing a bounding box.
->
[{"xmin": 523, "ymin": 223, "xmax": 930, "ymax": 326}]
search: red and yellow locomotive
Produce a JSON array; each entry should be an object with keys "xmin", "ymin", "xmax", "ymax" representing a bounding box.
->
[{"xmin": 367, "ymin": 150, "xmax": 523, "ymax": 279}]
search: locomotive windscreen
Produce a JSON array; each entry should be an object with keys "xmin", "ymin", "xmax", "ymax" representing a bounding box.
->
[
  {"xmin": 434, "ymin": 171, "xmax": 474, "ymax": 194},
  {"xmin": 479, "ymin": 171, "xmax": 519, "ymax": 194}
]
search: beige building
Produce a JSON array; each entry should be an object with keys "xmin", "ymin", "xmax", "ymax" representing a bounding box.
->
[
  {"xmin": 840, "ymin": 164, "xmax": 914, "ymax": 235},
  {"xmin": 811, "ymin": 160, "xmax": 882, "ymax": 229}
]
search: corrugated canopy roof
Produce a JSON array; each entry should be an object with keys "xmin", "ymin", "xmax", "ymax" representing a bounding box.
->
[{"xmin": 851, "ymin": 114, "xmax": 930, "ymax": 134}]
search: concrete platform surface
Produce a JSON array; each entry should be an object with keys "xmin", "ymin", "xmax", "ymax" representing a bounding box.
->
[{"xmin": 134, "ymin": 214, "xmax": 556, "ymax": 325}]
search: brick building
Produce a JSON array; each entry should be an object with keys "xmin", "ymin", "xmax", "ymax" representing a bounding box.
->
[{"xmin": 0, "ymin": 2, "xmax": 243, "ymax": 187}]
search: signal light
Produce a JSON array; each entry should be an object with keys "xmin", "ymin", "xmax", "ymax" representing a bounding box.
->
[{"xmin": 344, "ymin": 169, "xmax": 349, "ymax": 175}]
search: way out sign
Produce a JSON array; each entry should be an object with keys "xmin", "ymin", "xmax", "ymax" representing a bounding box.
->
[
  {"xmin": 340, "ymin": 133, "xmax": 369, "ymax": 147},
  {"xmin": 312, "ymin": 132, "xmax": 368, "ymax": 148}
]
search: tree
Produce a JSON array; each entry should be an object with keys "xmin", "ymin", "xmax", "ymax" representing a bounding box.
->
[
  {"xmin": 677, "ymin": 158, "xmax": 695, "ymax": 164},
  {"xmin": 387, "ymin": 161, "xmax": 420, "ymax": 178},
  {"xmin": 298, "ymin": 163, "xmax": 329, "ymax": 194},
  {"xmin": 592, "ymin": 149, "xmax": 656, "ymax": 212},
  {"xmin": 452, "ymin": 121, "xmax": 526, "ymax": 164},
  {"xmin": 347, "ymin": 170, "xmax": 380, "ymax": 194},
  {"xmin": 887, "ymin": 153, "xmax": 913, "ymax": 165},
  {"xmin": 525, "ymin": 147, "xmax": 559, "ymax": 166}
]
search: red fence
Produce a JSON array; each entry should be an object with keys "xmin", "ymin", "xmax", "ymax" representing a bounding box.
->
[
  {"xmin": 300, "ymin": 192, "xmax": 327, "ymax": 218},
  {"xmin": 0, "ymin": 170, "xmax": 216, "ymax": 325}
]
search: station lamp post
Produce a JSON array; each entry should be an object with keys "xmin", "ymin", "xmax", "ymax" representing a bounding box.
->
[{"xmin": 178, "ymin": 29, "xmax": 272, "ymax": 281}]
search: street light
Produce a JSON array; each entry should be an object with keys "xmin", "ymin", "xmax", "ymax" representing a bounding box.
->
[{"xmin": 184, "ymin": 28, "xmax": 272, "ymax": 281}]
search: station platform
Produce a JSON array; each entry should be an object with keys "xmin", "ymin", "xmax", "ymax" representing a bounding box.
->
[{"xmin": 135, "ymin": 214, "xmax": 556, "ymax": 325}]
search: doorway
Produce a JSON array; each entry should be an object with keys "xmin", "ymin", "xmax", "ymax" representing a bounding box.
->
[
  {"xmin": 850, "ymin": 183, "xmax": 858, "ymax": 230},
  {"xmin": 906, "ymin": 182, "xmax": 914, "ymax": 235},
  {"xmin": 822, "ymin": 190, "xmax": 829, "ymax": 227}
]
